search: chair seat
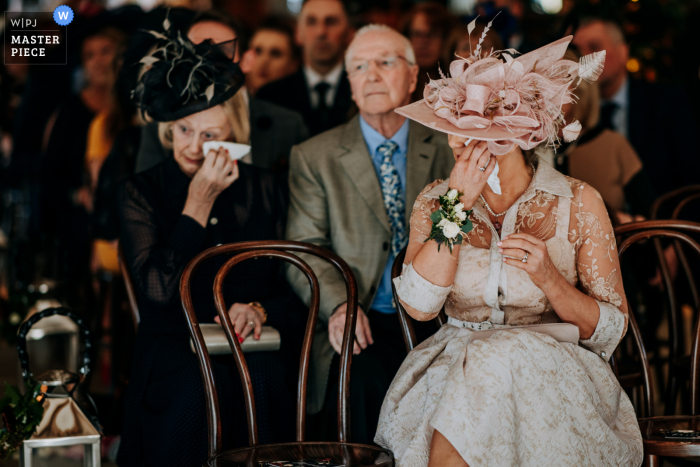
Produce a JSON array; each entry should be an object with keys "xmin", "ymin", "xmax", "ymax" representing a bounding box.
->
[
  {"xmin": 207, "ymin": 441, "xmax": 394, "ymax": 466},
  {"xmin": 639, "ymin": 415, "xmax": 700, "ymax": 457}
]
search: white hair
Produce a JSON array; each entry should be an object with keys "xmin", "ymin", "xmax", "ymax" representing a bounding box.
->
[{"xmin": 344, "ymin": 24, "xmax": 416, "ymax": 68}]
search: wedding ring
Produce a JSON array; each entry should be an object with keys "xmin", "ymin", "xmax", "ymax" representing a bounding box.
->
[
  {"xmin": 522, "ymin": 252, "xmax": 529, "ymax": 263},
  {"xmin": 248, "ymin": 321, "xmax": 255, "ymax": 327},
  {"xmin": 479, "ymin": 165, "xmax": 486, "ymax": 172},
  {"xmin": 479, "ymin": 160, "xmax": 489, "ymax": 171}
]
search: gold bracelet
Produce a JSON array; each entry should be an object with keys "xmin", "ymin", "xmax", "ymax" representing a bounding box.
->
[{"xmin": 248, "ymin": 301, "xmax": 267, "ymax": 324}]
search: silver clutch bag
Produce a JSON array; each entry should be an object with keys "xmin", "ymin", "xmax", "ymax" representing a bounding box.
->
[{"xmin": 191, "ymin": 324, "xmax": 281, "ymax": 355}]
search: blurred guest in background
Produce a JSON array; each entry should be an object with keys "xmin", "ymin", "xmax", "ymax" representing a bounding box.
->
[
  {"xmin": 243, "ymin": 17, "xmax": 301, "ymax": 96},
  {"xmin": 402, "ymin": 2, "xmax": 455, "ymax": 102},
  {"xmin": 285, "ymin": 24, "xmax": 454, "ymax": 444},
  {"xmin": 573, "ymin": 17, "xmax": 699, "ymax": 198},
  {"xmin": 39, "ymin": 23, "xmax": 128, "ymax": 305},
  {"xmin": 118, "ymin": 28, "xmax": 302, "ymax": 467},
  {"xmin": 556, "ymin": 49, "xmax": 655, "ymax": 223},
  {"xmin": 135, "ymin": 10, "xmax": 308, "ymax": 174},
  {"xmin": 256, "ymin": 0, "xmax": 354, "ymax": 136}
]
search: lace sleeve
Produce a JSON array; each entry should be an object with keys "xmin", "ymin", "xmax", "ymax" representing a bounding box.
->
[
  {"xmin": 393, "ymin": 180, "xmax": 452, "ymax": 321},
  {"xmin": 408, "ymin": 180, "xmax": 444, "ymax": 243},
  {"xmin": 570, "ymin": 181, "xmax": 628, "ymax": 359}
]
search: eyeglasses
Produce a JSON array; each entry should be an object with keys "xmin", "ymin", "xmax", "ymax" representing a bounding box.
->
[{"xmin": 347, "ymin": 55, "xmax": 412, "ymax": 76}]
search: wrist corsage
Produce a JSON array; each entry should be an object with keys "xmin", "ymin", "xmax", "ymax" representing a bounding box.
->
[{"xmin": 425, "ymin": 188, "xmax": 474, "ymax": 253}]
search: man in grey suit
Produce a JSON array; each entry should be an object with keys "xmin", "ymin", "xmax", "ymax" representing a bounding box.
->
[
  {"xmin": 286, "ymin": 25, "xmax": 454, "ymax": 443},
  {"xmin": 135, "ymin": 10, "xmax": 308, "ymax": 173}
]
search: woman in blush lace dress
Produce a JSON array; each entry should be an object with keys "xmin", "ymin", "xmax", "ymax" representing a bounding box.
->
[{"xmin": 374, "ymin": 33, "xmax": 643, "ymax": 467}]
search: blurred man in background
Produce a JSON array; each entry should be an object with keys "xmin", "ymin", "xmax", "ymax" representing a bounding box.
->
[
  {"xmin": 574, "ymin": 17, "xmax": 699, "ymax": 197},
  {"xmin": 256, "ymin": 0, "xmax": 354, "ymax": 136}
]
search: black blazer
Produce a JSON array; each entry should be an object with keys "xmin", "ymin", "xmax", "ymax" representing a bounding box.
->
[
  {"xmin": 255, "ymin": 68, "xmax": 355, "ymax": 137},
  {"xmin": 134, "ymin": 96, "xmax": 309, "ymax": 173},
  {"xmin": 627, "ymin": 79, "xmax": 700, "ymax": 196}
]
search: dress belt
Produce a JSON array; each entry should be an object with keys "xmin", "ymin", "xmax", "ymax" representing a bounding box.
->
[{"xmin": 447, "ymin": 316, "xmax": 510, "ymax": 331}]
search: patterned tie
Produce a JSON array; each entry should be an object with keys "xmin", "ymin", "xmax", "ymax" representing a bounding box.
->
[{"xmin": 377, "ymin": 141, "xmax": 408, "ymax": 258}]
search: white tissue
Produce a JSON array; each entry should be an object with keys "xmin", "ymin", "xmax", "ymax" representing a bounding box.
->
[
  {"xmin": 202, "ymin": 141, "xmax": 251, "ymax": 161},
  {"xmin": 464, "ymin": 138, "xmax": 501, "ymax": 195},
  {"xmin": 488, "ymin": 160, "xmax": 502, "ymax": 195}
]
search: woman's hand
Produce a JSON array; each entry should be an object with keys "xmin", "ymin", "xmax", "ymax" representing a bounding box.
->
[
  {"xmin": 498, "ymin": 233, "xmax": 561, "ymax": 291},
  {"xmin": 214, "ymin": 302, "xmax": 263, "ymax": 342},
  {"xmin": 446, "ymin": 137, "xmax": 497, "ymax": 209},
  {"xmin": 183, "ymin": 147, "xmax": 238, "ymax": 227},
  {"xmin": 188, "ymin": 147, "xmax": 239, "ymax": 204}
]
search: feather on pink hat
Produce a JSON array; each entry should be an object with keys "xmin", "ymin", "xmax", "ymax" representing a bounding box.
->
[{"xmin": 395, "ymin": 23, "xmax": 606, "ymax": 156}]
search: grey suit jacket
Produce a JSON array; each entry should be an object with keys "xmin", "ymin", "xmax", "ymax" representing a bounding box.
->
[
  {"xmin": 134, "ymin": 96, "xmax": 309, "ymax": 172},
  {"xmin": 285, "ymin": 115, "xmax": 454, "ymax": 413}
]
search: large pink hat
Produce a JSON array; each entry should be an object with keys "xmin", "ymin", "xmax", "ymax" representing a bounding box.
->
[{"xmin": 395, "ymin": 24, "xmax": 606, "ymax": 155}]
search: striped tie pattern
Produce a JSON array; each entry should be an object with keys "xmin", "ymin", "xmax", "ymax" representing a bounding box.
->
[{"xmin": 377, "ymin": 141, "xmax": 408, "ymax": 258}]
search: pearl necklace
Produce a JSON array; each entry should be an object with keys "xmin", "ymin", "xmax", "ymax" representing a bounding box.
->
[{"xmin": 480, "ymin": 163, "xmax": 537, "ymax": 229}]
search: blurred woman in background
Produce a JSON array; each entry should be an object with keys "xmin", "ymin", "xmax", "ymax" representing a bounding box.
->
[
  {"xmin": 243, "ymin": 17, "xmax": 301, "ymax": 96},
  {"xmin": 402, "ymin": 2, "xmax": 455, "ymax": 102},
  {"xmin": 40, "ymin": 24, "xmax": 127, "ymax": 306}
]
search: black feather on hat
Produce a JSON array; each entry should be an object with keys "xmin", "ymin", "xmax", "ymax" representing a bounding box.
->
[{"xmin": 131, "ymin": 12, "xmax": 245, "ymax": 122}]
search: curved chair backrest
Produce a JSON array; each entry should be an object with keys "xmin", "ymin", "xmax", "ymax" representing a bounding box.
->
[
  {"xmin": 391, "ymin": 246, "xmax": 447, "ymax": 352},
  {"xmin": 180, "ymin": 240, "xmax": 359, "ymax": 458},
  {"xmin": 671, "ymin": 193, "xmax": 700, "ymax": 311},
  {"xmin": 118, "ymin": 243, "xmax": 140, "ymax": 333},
  {"xmin": 650, "ymin": 185, "xmax": 700, "ymax": 220},
  {"xmin": 615, "ymin": 220, "xmax": 700, "ymax": 418}
]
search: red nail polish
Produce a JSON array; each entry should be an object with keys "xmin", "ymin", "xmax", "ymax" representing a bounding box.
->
[
  {"xmin": 235, "ymin": 332, "xmax": 239, "ymax": 337},
  {"xmin": 239, "ymin": 337, "xmax": 244, "ymax": 343}
]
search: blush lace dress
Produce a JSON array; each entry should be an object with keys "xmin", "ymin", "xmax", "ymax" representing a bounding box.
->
[{"xmin": 375, "ymin": 159, "xmax": 643, "ymax": 467}]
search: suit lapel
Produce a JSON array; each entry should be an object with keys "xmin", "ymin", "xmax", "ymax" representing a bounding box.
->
[
  {"xmin": 338, "ymin": 117, "xmax": 391, "ymax": 234},
  {"xmin": 405, "ymin": 120, "xmax": 438, "ymax": 220}
]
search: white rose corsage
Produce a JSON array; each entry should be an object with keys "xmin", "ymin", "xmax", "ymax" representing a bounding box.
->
[{"xmin": 426, "ymin": 189, "xmax": 474, "ymax": 253}]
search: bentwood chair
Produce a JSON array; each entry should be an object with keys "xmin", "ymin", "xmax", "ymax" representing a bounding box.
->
[
  {"xmin": 390, "ymin": 247, "xmax": 447, "ymax": 352},
  {"xmin": 643, "ymin": 194, "xmax": 700, "ymax": 414},
  {"xmin": 180, "ymin": 241, "xmax": 394, "ymax": 467},
  {"xmin": 613, "ymin": 221, "xmax": 700, "ymax": 466},
  {"xmin": 117, "ymin": 244, "xmax": 140, "ymax": 333}
]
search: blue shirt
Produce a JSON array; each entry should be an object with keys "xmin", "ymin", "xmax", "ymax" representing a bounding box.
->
[{"xmin": 359, "ymin": 115, "xmax": 410, "ymax": 314}]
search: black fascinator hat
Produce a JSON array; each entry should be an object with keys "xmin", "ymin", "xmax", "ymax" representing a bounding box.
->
[{"xmin": 131, "ymin": 12, "xmax": 245, "ymax": 122}]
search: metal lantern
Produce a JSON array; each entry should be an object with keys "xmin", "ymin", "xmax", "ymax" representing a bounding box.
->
[{"xmin": 16, "ymin": 306, "xmax": 100, "ymax": 467}]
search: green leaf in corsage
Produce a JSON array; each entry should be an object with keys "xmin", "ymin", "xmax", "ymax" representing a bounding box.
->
[{"xmin": 424, "ymin": 188, "xmax": 474, "ymax": 253}]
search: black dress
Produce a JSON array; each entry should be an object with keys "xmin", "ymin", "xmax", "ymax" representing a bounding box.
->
[{"xmin": 116, "ymin": 156, "xmax": 304, "ymax": 467}]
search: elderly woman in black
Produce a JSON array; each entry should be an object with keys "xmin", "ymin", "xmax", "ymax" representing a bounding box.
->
[{"xmin": 117, "ymin": 23, "xmax": 302, "ymax": 467}]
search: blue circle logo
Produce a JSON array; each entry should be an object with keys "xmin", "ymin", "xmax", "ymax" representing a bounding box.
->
[{"xmin": 53, "ymin": 5, "xmax": 74, "ymax": 26}]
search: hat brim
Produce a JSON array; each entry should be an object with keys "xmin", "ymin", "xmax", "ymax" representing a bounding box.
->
[
  {"xmin": 395, "ymin": 99, "xmax": 530, "ymax": 141},
  {"xmin": 146, "ymin": 83, "xmax": 239, "ymax": 122}
]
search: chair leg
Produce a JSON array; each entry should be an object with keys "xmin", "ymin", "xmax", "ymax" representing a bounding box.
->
[
  {"xmin": 665, "ymin": 373, "xmax": 678, "ymax": 415},
  {"xmin": 643, "ymin": 454, "xmax": 660, "ymax": 467}
]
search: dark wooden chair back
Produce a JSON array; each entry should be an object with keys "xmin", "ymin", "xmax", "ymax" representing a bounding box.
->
[
  {"xmin": 180, "ymin": 240, "xmax": 360, "ymax": 459},
  {"xmin": 671, "ymin": 192, "xmax": 700, "ymax": 312},
  {"xmin": 614, "ymin": 220, "xmax": 700, "ymax": 417},
  {"xmin": 650, "ymin": 185, "xmax": 700, "ymax": 220},
  {"xmin": 390, "ymin": 246, "xmax": 447, "ymax": 353},
  {"xmin": 117, "ymin": 243, "xmax": 140, "ymax": 333}
]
